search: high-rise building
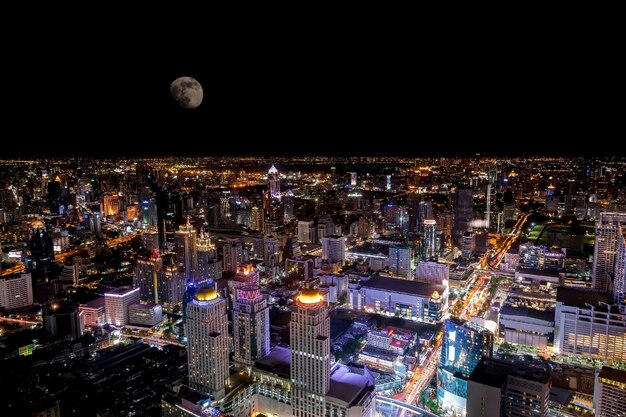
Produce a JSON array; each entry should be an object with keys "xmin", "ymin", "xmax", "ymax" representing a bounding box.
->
[
  {"xmin": 263, "ymin": 235, "xmax": 280, "ymax": 268},
  {"xmin": 417, "ymin": 201, "xmax": 434, "ymax": 234},
  {"xmin": 290, "ymin": 287, "xmax": 331, "ymax": 417},
  {"xmin": 104, "ymin": 287, "xmax": 141, "ymax": 327},
  {"xmin": 44, "ymin": 301, "xmax": 82, "ymax": 341},
  {"xmin": 297, "ymin": 220, "xmax": 316, "ymax": 243},
  {"xmin": 554, "ymin": 287, "xmax": 626, "ymax": 362},
  {"xmin": 454, "ymin": 188, "xmax": 474, "ymax": 246},
  {"xmin": 388, "ymin": 245, "xmax": 413, "ymax": 279},
  {"xmin": 251, "ymin": 206, "xmax": 264, "ymax": 231},
  {"xmin": 175, "ymin": 219, "xmax": 198, "ymax": 281},
  {"xmin": 103, "ymin": 194, "xmax": 120, "ymax": 217},
  {"xmin": 268, "ymin": 165, "xmax": 280, "ymax": 199},
  {"xmin": 223, "ymin": 238, "xmax": 243, "ymax": 273},
  {"xmin": 438, "ymin": 318, "xmax": 493, "ymax": 415},
  {"xmin": 197, "ymin": 230, "xmax": 221, "ymax": 281},
  {"xmin": 158, "ymin": 259, "xmax": 186, "ymax": 314},
  {"xmin": 416, "ymin": 261, "xmax": 449, "ymax": 283},
  {"xmin": 322, "ymin": 235, "xmax": 346, "ymax": 264},
  {"xmin": 0, "ymin": 273, "xmax": 34, "ymax": 310},
  {"xmin": 467, "ymin": 358, "xmax": 551, "ymax": 417},
  {"xmin": 186, "ymin": 282, "xmax": 229, "ymax": 400},
  {"xmin": 592, "ymin": 212, "xmax": 626, "ymax": 291},
  {"xmin": 232, "ymin": 285, "xmax": 270, "ymax": 366},
  {"xmin": 595, "ymin": 366, "xmax": 626, "ymax": 417},
  {"xmin": 421, "ymin": 218, "xmax": 438, "ymax": 261},
  {"xmin": 460, "ymin": 231, "xmax": 476, "ymax": 260},
  {"xmin": 134, "ymin": 250, "xmax": 163, "ymax": 304},
  {"xmin": 47, "ymin": 177, "xmax": 62, "ymax": 214},
  {"xmin": 613, "ymin": 230, "xmax": 626, "ymax": 307}
]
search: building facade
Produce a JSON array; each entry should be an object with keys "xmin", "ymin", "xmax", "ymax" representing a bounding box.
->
[
  {"xmin": 104, "ymin": 287, "xmax": 141, "ymax": 327},
  {"xmin": 233, "ymin": 285, "xmax": 270, "ymax": 366},
  {"xmin": 595, "ymin": 366, "xmax": 626, "ymax": 417}
]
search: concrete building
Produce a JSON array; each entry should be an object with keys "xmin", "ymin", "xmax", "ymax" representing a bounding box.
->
[
  {"xmin": 499, "ymin": 306, "xmax": 554, "ymax": 350},
  {"xmin": 460, "ymin": 231, "xmax": 476, "ymax": 260},
  {"xmin": 134, "ymin": 250, "xmax": 163, "ymax": 304},
  {"xmin": 467, "ymin": 358, "xmax": 551, "ymax": 417},
  {"xmin": 175, "ymin": 220, "xmax": 198, "ymax": 281},
  {"xmin": 416, "ymin": 261, "xmax": 449, "ymax": 283},
  {"xmin": 186, "ymin": 283, "xmax": 229, "ymax": 400},
  {"xmin": 595, "ymin": 366, "xmax": 626, "ymax": 417},
  {"xmin": 128, "ymin": 303, "xmax": 163, "ymax": 327},
  {"xmin": 104, "ymin": 287, "xmax": 141, "ymax": 327},
  {"xmin": 79, "ymin": 297, "xmax": 105, "ymax": 328},
  {"xmin": 0, "ymin": 272, "xmax": 34, "ymax": 310},
  {"xmin": 322, "ymin": 235, "xmax": 346, "ymax": 264},
  {"xmin": 297, "ymin": 220, "xmax": 316, "ymax": 244},
  {"xmin": 233, "ymin": 285, "xmax": 269, "ymax": 366},
  {"xmin": 592, "ymin": 212, "xmax": 626, "ymax": 291},
  {"xmin": 388, "ymin": 245, "xmax": 413, "ymax": 280},
  {"xmin": 223, "ymin": 238, "xmax": 244, "ymax": 273}
]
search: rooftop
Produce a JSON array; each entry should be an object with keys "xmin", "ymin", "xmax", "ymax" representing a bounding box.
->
[
  {"xmin": 327, "ymin": 364, "xmax": 375, "ymax": 407},
  {"xmin": 254, "ymin": 346, "xmax": 291, "ymax": 379},
  {"xmin": 516, "ymin": 267, "xmax": 560, "ymax": 277},
  {"xmin": 599, "ymin": 366, "xmax": 626, "ymax": 384},
  {"xmin": 80, "ymin": 297, "xmax": 105, "ymax": 309},
  {"xmin": 469, "ymin": 357, "xmax": 550, "ymax": 387},
  {"xmin": 500, "ymin": 305, "xmax": 554, "ymax": 323},
  {"xmin": 556, "ymin": 287, "xmax": 613, "ymax": 309},
  {"xmin": 360, "ymin": 275, "xmax": 446, "ymax": 297},
  {"xmin": 105, "ymin": 287, "xmax": 139, "ymax": 297}
]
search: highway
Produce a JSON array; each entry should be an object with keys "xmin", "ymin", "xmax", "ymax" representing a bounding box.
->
[
  {"xmin": 485, "ymin": 212, "xmax": 530, "ymax": 269},
  {"xmin": 0, "ymin": 316, "xmax": 41, "ymax": 326}
]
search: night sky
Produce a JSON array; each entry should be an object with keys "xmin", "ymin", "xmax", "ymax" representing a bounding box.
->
[{"xmin": 3, "ymin": 20, "xmax": 624, "ymax": 158}]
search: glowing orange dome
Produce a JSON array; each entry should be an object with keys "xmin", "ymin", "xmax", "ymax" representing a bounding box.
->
[
  {"xmin": 195, "ymin": 285, "xmax": 218, "ymax": 301},
  {"xmin": 297, "ymin": 287, "xmax": 323, "ymax": 305},
  {"xmin": 431, "ymin": 290, "xmax": 440, "ymax": 300}
]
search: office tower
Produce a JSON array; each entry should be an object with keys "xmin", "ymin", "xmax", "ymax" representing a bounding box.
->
[
  {"xmin": 282, "ymin": 190, "xmax": 295, "ymax": 221},
  {"xmin": 141, "ymin": 227, "xmax": 159, "ymax": 252},
  {"xmin": 251, "ymin": 205, "xmax": 264, "ymax": 231},
  {"xmin": 158, "ymin": 259, "xmax": 187, "ymax": 313},
  {"xmin": 140, "ymin": 197, "xmax": 158, "ymax": 228},
  {"xmin": 264, "ymin": 235, "xmax": 280, "ymax": 268},
  {"xmin": 614, "ymin": 231, "xmax": 626, "ymax": 306},
  {"xmin": 223, "ymin": 238, "xmax": 244, "ymax": 273},
  {"xmin": 421, "ymin": 218, "xmax": 438, "ymax": 261},
  {"xmin": 128, "ymin": 303, "xmax": 163, "ymax": 326},
  {"xmin": 29, "ymin": 228, "xmax": 55, "ymax": 282},
  {"xmin": 44, "ymin": 301, "xmax": 82, "ymax": 341},
  {"xmin": 197, "ymin": 230, "xmax": 221, "ymax": 281},
  {"xmin": 47, "ymin": 176, "xmax": 62, "ymax": 214},
  {"xmin": 290, "ymin": 287, "xmax": 330, "ymax": 417},
  {"xmin": 386, "ymin": 174, "xmax": 392, "ymax": 191},
  {"xmin": 0, "ymin": 273, "xmax": 34, "ymax": 310},
  {"xmin": 416, "ymin": 261, "xmax": 449, "ymax": 283},
  {"xmin": 268, "ymin": 165, "xmax": 280, "ymax": 199},
  {"xmin": 350, "ymin": 172, "xmax": 357, "ymax": 186},
  {"xmin": 86, "ymin": 211, "xmax": 102, "ymax": 234},
  {"xmin": 233, "ymin": 285, "xmax": 270, "ymax": 366},
  {"xmin": 322, "ymin": 235, "xmax": 346, "ymax": 264},
  {"xmin": 454, "ymin": 188, "xmax": 474, "ymax": 246},
  {"xmin": 467, "ymin": 358, "xmax": 550, "ymax": 417},
  {"xmin": 186, "ymin": 282, "xmax": 229, "ymax": 400},
  {"xmin": 297, "ymin": 220, "xmax": 316, "ymax": 243},
  {"xmin": 388, "ymin": 245, "xmax": 413, "ymax": 279},
  {"xmin": 317, "ymin": 215, "xmax": 335, "ymax": 243},
  {"xmin": 595, "ymin": 366, "xmax": 626, "ymax": 417},
  {"xmin": 554, "ymin": 287, "xmax": 626, "ymax": 362},
  {"xmin": 460, "ymin": 231, "xmax": 476, "ymax": 259},
  {"xmin": 134, "ymin": 250, "xmax": 163, "ymax": 304},
  {"xmin": 104, "ymin": 287, "xmax": 141, "ymax": 327},
  {"xmin": 417, "ymin": 201, "xmax": 433, "ymax": 233},
  {"xmin": 438, "ymin": 318, "xmax": 493, "ymax": 415},
  {"xmin": 79, "ymin": 297, "xmax": 105, "ymax": 328},
  {"xmin": 592, "ymin": 212, "xmax": 626, "ymax": 291},
  {"xmin": 175, "ymin": 219, "xmax": 198, "ymax": 281},
  {"xmin": 103, "ymin": 194, "xmax": 119, "ymax": 217}
]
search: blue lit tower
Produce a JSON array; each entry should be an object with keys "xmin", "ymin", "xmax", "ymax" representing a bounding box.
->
[{"xmin": 438, "ymin": 318, "xmax": 493, "ymax": 415}]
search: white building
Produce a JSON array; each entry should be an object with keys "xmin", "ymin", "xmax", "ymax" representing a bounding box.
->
[
  {"xmin": 233, "ymin": 285, "xmax": 269, "ymax": 366},
  {"xmin": 613, "ymin": 230, "xmax": 626, "ymax": 307},
  {"xmin": 554, "ymin": 287, "xmax": 626, "ymax": 362},
  {"xmin": 297, "ymin": 220, "xmax": 316, "ymax": 243},
  {"xmin": 104, "ymin": 287, "xmax": 141, "ymax": 327},
  {"xmin": 0, "ymin": 273, "xmax": 33, "ymax": 310},
  {"xmin": 388, "ymin": 245, "xmax": 413, "ymax": 280},
  {"xmin": 186, "ymin": 284, "xmax": 229, "ymax": 400},
  {"xmin": 322, "ymin": 235, "xmax": 346, "ymax": 264},
  {"xmin": 79, "ymin": 297, "xmax": 105, "ymax": 328},
  {"xmin": 595, "ymin": 366, "xmax": 626, "ymax": 417},
  {"xmin": 128, "ymin": 303, "xmax": 162, "ymax": 327},
  {"xmin": 592, "ymin": 212, "xmax": 626, "ymax": 291},
  {"xmin": 416, "ymin": 261, "xmax": 449, "ymax": 283},
  {"xmin": 175, "ymin": 220, "xmax": 198, "ymax": 281}
]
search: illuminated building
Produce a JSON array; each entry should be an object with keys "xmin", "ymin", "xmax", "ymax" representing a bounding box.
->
[
  {"xmin": 134, "ymin": 250, "xmax": 163, "ymax": 304},
  {"xmin": 197, "ymin": 230, "xmax": 221, "ymax": 280},
  {"xmin": 595, "ymin": 366, "xmax": 626, "ymax": 417},
  {"xmin": 421, "ymin": 218, "xmax": 438, "ymax": 261},
  {"xmin": 467, "ymin": 358, "xmax": 551, "ymax": 417},
  {"xmin": 438, "ymin": 318, "xmax": 493, "ymax": 415},
  {"xmin": 297, "ymin": 220, "xmax": 316, "ymax": 243},
  {"xmin": 175, "ymin": 219, "xmax": 198, "ymax": 281},
  {"xmin": 186, "ymin": 282, "xmax": 229, "ymax": 400},
  {"xmin": 128, "ymin": 303, "xmax": 162, "ymax": 326},
  {"xmin": 519, "ymin": 244, "xmax": 565, "ymax": 270},
  {"xmin": 79, "ymin": 297, "xmax": 105, "ymax": 328},
  {"xmin": 348, "ymin": 275, "xmax": 447, "ymax": 322},
  {"xmin": 417, "ymin": 201, "xmax": 434, "ymax": 234},
  {"xmin": 140, "ymin": 198, "xmax": 158, "ymax": 228},
  {"xmin": 322, "ymin": 235, "xmax": 346, "ymax": 264},
  {"xmin": 268, "ymin": 164, "xmax": 280, "ymax": 199},
  {"xmin": 263, "ymin": 235, "xmax": 280, "ymax": 268},
  {"xmin": 350, "ymin": 172, "xmax": 357, "ymax": 187},
  {"xmin": 282, "ymin": 190, "xmax": 295, "ymax": 221},
  {"xmin": 285, "ymin": 256, "xmax": 315, "ymax": 281},
  {"xmin": 592, "ymin": 212, "xmax": 626, "ymax": 291},
  {"xmin": 613, "ymin": 230, "xmax": 626, "ymax": 306},
  {"xmin": 554, "ymin": 287, "xmax": 626, "ymax": 362},
  {"xmin": 158, "ymin": 259, "xmax": 186, "ymax": 313},
  {"xmin": 103, "ymin": 193, "xmax": 119, "ymax": 217},
  {"xmin": 251, "ymin": 205, "xmax": 264, "ymax": 231},
  {"xmin": 499, "ymin": 306, "xmax": 554, "ymax": 350},
  {"xmin": 460, "ymin": 231, "xmax": 476, "ymax": 260},
  {"xmin": 233, "ymin": 285, "xmax": 269, "ymax": 366},
  {"xmin": 104, "ymin": 287, "xmax": 141, "ymax": 327},
  {"xmin": 416, "ymin": 261, "xmax": 449, "ymax": 283},
  {"xmin": 317, "ymin": 215, "xmax": 335, "ymax": 243},
  {"xmin": 162, "ymin": 386, "xmax": 225, "ymax": 417},
  {"xmin": 223, "ymin": 238, "xmax": 243, "ymax": 273},
  {"xmin": 453, "ymin": 188, "xmax": 473, "ymax": 246},
  {"xmin": 141, "ymin": 227, "xmax": 159, "ymax": 252},
  {"xmin": 290, "ymin": 287, "xmax": 330, "ymax": 416},
  {"xmin": 0, "ymin": 273, "xmax": 34, "ymax": 310},
  {"xmin": 387, "ymin": 245, "xmax": 413, "ymax": 279}
]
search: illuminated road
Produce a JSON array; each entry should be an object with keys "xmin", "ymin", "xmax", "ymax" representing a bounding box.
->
[
  {"xmin": 375, "ymin": 397, "xmax": 438, "ymax": 417},
  {"xmin": 1, "ymin": 262, "xmax": 25, "ymax": 276},
  {"xmin": 0, "ymin": 316, "xmax": 40, "ymax": 326},
  {"xmin": 485, "ymin": 212, "xmax": 531, "ymax": 269},
  {"xmin": 121, "ymin": 334, "xmax": 186, "ymax": 348}
]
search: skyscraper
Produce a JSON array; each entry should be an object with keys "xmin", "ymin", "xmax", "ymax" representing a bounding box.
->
[
  {"xmin": 197, "ymin": 230, "xmax": 221, "ymax": 281},
  {"xmin": 158, "ymin": 258, "xmax": 186, "ymax": 314},
  {"xmin": 417, "ymin": 200, "xmax": 434, "ymax": 233},
  {"xmin": 223, "ymin": 238, "xmax": 244, "ymax": 273},
  {"xmin": 421, "ymin": 218, "xmax": 438, "ymax": 261},
  {"xmin": 175, "ymin": 219, "xmax": 197, "ymax": 281},
  {"xmin": 322, "ymin": 235, "xmax": 346, "ymax": 264},
  {"xmin": 47, "ymin": 176, "xmax": 62, "ymax": 215},
  {"xmin": 438, "ymin": 318, "xmax": 493, "ymax": 415},
  {"xmin": 593, "ymin": 212, "xmax": 626, "ymax": 291},
  {"xmin": 134, "ymin": 249, "xmax": 163, "ymax": 304},
  {"xmin": 186, "ymin": 282, "xmax": 229, "ymax": 400},
  {"xmin": 104, "ymin": 287, "xmax": 141, "ymax": 327},
  {"xmin": 453, "ymin": 188, "xmax": 474, "ymax": 246},
  {"xmin": 388, "ymin": 245, "xmax": 413, "ymax": 279},
  {"xmin": 614, "ymin": 230, "xmax": 626, "ymax": 306},
  {"xmin": 290, "ymin": 287, "xmax": 330, "ymax": 417},
  {"xmin": 268, "ymin": 165, "xmax": 280, "ymax": 199},
  {"xmin": 263, "ymin": 235, "xmax": 280, "ymax": 268},
  {"xmin": 233, "ymin": 285, "xmax": 270, "ymax": 366},
  {"xmin": 595, "ymin": 366, "xmax": 626, "ymax": 417}
]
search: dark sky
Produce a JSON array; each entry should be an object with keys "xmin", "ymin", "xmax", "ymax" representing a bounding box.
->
[{"xmin": 3, "ymin": 20, "xmax": 624, "ymax": 158}]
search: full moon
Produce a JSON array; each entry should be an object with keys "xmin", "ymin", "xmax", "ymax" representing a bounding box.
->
[{"xmin": 170, "ymin": 76, "xmax": 203, "ymax": 109}]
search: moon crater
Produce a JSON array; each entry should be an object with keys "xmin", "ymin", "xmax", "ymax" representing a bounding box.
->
[{"xmin": 170, "ymin": 76, "xmax": 203, "ymax": 109}]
